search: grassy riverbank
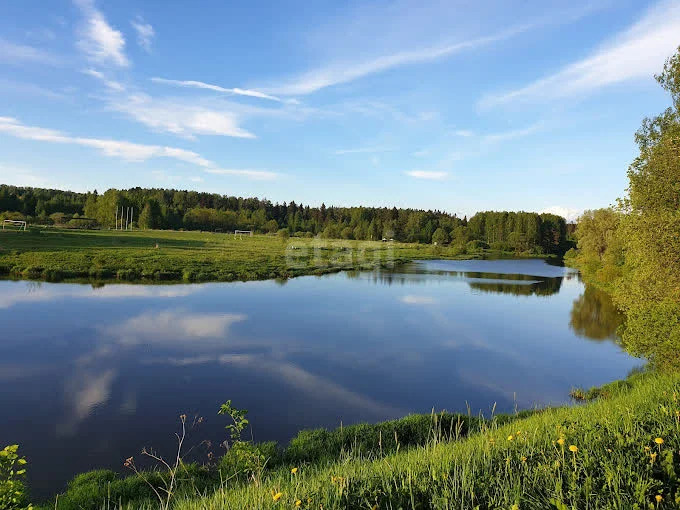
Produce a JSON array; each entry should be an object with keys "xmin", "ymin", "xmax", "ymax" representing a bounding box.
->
[
  {"xmin": 36, "ymin": 370, "xmax": 679, "ymax": 509},
  {"xmin": 0, "ymin": 228, "xmax": 534, "ymax": 283}
]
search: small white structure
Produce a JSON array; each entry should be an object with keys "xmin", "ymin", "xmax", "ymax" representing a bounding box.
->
[
  {"xmin": 2, "ymin": 219, "xmax": 27, "ymax": 231},
  {"xmin": 234, "ymin": 229, "xmax": 253, "ymax": 239}
]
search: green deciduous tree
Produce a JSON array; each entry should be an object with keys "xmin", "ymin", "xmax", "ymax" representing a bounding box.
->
[
  {"xmin": 431, "ymin": 227, "xmax": 449, "ymax": 245},
  {"xmin": 571, "ymin": 46, "xmax": 680, "ymax": 369}
]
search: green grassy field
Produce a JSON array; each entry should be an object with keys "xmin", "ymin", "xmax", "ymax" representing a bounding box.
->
[
  {"xmin": 0, "ymin": 228, "xmax": 487, "ymax": 282},
  {"xmin": 36, "ymin": 371, "xmax": 680, "ymax": 509}
]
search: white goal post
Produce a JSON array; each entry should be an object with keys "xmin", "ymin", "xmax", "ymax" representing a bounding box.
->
[
  {"xmin": 234, "ymin": 229, "xmax": 253, "ymax": 239},
  {"xmin": 2, "ymin": 220, "xmax": 27, "ymax": 231}
]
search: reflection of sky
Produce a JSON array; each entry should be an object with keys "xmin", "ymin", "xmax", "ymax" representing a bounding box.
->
[{"xmin": 0, "ymin": 259, "xmax": 640, "ymax": 499}]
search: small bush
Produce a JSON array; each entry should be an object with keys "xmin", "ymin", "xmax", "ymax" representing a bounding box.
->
[
  {"xmin": 219, "ymin": 442, "xmax": 280, "ymax": 481},
  {"xmin": 466, "ymin": 240, "xmax": 489, "ymax": 251}
]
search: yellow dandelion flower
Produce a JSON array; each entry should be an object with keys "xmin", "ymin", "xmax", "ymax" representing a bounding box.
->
[
  {"xmin": 521, "ymin": 456, "xmax": 527, "ymax": 463},
  {"xmin": 656, "ymin": 494, "xmax": 663, "ymax": 503},
  {"xmin": 291, "ymin": 467, "xmax": 298, "ymax": 474},
  {"xmin": 557, "ymin": 438, "xmax": 565, "ymax": 446},
  {"xmin": 569, "ymin": 445, "xmax": 578, "ymax": 453},
  {"xmin": 295, "ymin": 500, "xmax": 302, "ymax": 507},
  {"xmin": 654, "ymin": 437, "xmax": 664, "ymax": 445},
  {"xmin": 507, "ymin": 435, "xmax": 514, "ymax": 441},
  {"xmin": 272, "ymin": 492, "xmax": 283, "ymax": 502},
  {"xmin": 512, "ymin": 504, "xmax": 520, "ymax": 510}
]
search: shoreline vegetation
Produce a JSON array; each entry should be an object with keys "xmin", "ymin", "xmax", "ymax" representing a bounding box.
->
[{"xmin": 0, "ymin": 228, "xmax": 556, "ymax": 284}]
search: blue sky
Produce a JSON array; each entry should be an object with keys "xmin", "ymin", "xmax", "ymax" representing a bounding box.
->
[{"xmin": 0, "ymin": 0, "xmax": 678, "ymax": 220}]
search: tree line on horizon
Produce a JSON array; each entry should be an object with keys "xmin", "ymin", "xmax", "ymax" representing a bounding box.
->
[{"xmin": 0, "ymin": 184, "xmax": 570, "ymax": 255}]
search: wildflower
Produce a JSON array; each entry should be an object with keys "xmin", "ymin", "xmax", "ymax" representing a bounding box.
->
[
  {"xmin": 512, "ymin": 504, "xmax": 520, "ymax": 510},
  {"xmin": 656, "ymin": 494, "xmax": 663, "ymax": 503},
  {"xmin": 569, "ymin": 445, "xmax": 578, "ymax": 453},
  {"xmin": 295, "ymin": 500, "xmax": 302, "ymax": 507},
  {"xmin": 507, "ymin": 435, "xmax": 514, "ymax": 441},
  {"xmin": 650, "ymin": 452, "xmax": 658, "ymax": 463},
  {"xmin": 291, "ymin": 467, "xmax": 298, "ymax": 474},
  {"xmin": 521, "ymin": 456, "xmax": 527, "ymax": 463},
  {"xmin": 655, "ymin": 437, "xmax": 664, "ymax": 445},
  {"xmin": 645, "ymin": 446, "xmax": 651, "ymax": 452},
  {"xmin": 272, "ymin": 492, "xmax": 283, "ymax": 502},
  {"xmin": 557, "ymin": 438, "xmax": 565, "ymax": 446}
]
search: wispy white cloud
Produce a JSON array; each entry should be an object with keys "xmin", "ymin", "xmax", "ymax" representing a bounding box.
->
[
  {"xmin": 263, "ymin": 24, "xmax": 533, "ymax": 96},
  {"xmin": 110, "ymin": 310, "xmax": 247, "ymax": 348},
  {"xmin": 0, "ymin": 78, "xmax": 66, "ymax": 100},
  {"xmin": 401, "ymin": 295, "xmax": 437, "ymax": 305},
  {"xmin": 109, "ymin": 93, "xmax": 256, "ymax": 139},
  {"xmin": 0, "ymin": 116, "xmax": 207, "ymax": 164},
  {"xmin": 539, "ymin": 206, "xmax": 582, "ymax": 223},
  {"xmin": 82, "ymin": 68, "xmax": 124, "ymax": 91},
  {"xmin": 0, "ymin": 117, "xmax": 272, "ymax": 180},
  {"xmin": 482, "ymin": 122, "xmax": 543, "ymax": 143},
  {"xmin": 453, "ymin": 129, "xmax": 474, "ymax": 137},
  {"xmin": 74, "ymin": 0, "xmax": 129, "ymax": 67},
  {"xmin": 405, "ymin": 170, "xmax": 448, "ymax": 180},
  {"xmin": 340, "ymin": 100, "xmax": 439, "ymax": 125},
  {"xmin": 0, "ymin": 38, "xmax": 59, "ymax": 65},
  {"xmin": 334, "ymin": 146, "xmax": 394, "ymax": 155},
  {"xmin": 205, "ymin": 168, "xmax": 279, "ymax": 181},
  {"xmin": 480, "ymin": 0, "xmax": 680, "ymax": 108},
  {"xmin": 151, "ymin": 77, "xmax": 285, "ymax": 103},
  {"xmin": 25, "ymin": 28, "xmax": 57, "ymax": 42},
  {"xmin": 131, "ymin": 16, "xmax": 154, "ymax": 53}
]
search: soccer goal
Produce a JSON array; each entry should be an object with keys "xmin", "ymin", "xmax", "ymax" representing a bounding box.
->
[
  {"xmin": 234, "ymin": 229, "xmax": 253, "ymax": 239},
  {"xmin": 2, "ymin": 219, "xmax": 27, "ymax": 231}
]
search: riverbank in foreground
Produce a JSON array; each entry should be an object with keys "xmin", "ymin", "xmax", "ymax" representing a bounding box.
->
[
  {"xmin": 0, "ymin": 228, "xmax": 544, "ymax": 283},
  {"xmin": 29, "ymin": 370, "xmax": 678, "ymax": 509}
]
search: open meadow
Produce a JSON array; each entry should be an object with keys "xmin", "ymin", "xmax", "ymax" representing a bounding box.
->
[{"xmin": 0, "ymin": 228, "xmax": 476, "ymax": 282}]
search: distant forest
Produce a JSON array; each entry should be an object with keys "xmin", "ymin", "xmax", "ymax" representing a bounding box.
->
[{"xmin": 0, "ymin": 185, "xmax": 571, "ymax": 255}]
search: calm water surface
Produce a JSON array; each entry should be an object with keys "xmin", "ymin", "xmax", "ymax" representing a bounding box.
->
[{"xmin": 0, "ymin": 259, "xmax": 638, "ymax": 498}]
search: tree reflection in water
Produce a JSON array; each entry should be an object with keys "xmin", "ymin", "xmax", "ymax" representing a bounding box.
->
[{"xmin": 570, "ymin": 285, "xmax": 623, "ymax": 342}]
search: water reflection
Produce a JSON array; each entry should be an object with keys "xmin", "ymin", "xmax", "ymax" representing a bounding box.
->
[
  {"xmin": 569, "ymin": 285, "xmax": 623, "ymax": 342},
  {"xmin": 0, "ymin": 259, "xmax": 638, "ymax": 499}
]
